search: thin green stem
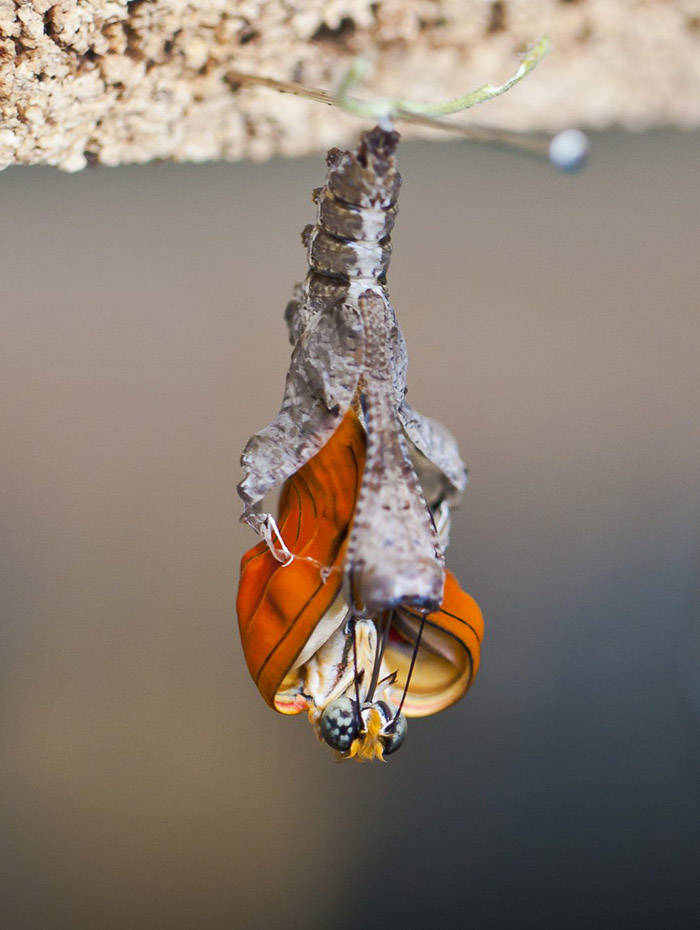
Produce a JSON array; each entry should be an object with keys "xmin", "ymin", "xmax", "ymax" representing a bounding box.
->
[{"xmin": 337, "ymin": 35, "xmax": 551, "ymax": 121}]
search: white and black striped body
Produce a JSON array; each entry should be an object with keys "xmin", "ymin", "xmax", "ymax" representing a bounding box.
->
[{"xmin": 285, "ymin": 126, "xmax": 400, "ymax": 343}]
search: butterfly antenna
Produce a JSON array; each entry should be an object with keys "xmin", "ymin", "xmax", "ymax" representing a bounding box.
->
[
  {"xmin": 350, "ymin": 616, "xmax": 364, "ymax": 732},
  {"xmin": 388, "ymin": 611, "xmax": 426, "ymax": 729},
  {"xmin": 366, "ymin": 610, "xmax": 392, "ymax": 703}
]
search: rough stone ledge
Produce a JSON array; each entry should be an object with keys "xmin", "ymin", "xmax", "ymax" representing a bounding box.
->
[{"xmin": 2, "ymin": 0, "xmax": 699, "ymax": 171}]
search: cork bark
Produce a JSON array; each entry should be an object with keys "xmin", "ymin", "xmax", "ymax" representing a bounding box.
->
[{"xmin": 2, "ymin": 0, "xmax": 699, "ymax": 171}]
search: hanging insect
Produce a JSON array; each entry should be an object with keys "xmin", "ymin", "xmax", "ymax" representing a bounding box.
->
[
  {"xmin": 235, "ymin": 38, "xmax": 586, "ymax": 762},
  {"xmin": 236, "ymin": 122, "xmax": 484, "ymax": 761}
]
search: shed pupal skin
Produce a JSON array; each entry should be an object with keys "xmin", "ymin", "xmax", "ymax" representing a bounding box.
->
[{"xmin": 238, "ymin": 126, "xmax": 467, "ymax": 618}]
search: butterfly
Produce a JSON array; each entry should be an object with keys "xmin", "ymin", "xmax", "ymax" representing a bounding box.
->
[
  {"xmin": 238, "ymin": 408, "xmax": 483, "ymax": 760},
  {"xmin": 237, "ymin": 126, "xmax": 483, "ymax": 761}
]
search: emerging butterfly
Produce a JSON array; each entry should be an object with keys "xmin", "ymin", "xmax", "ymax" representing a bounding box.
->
[{"xmin": 237, "ymin": 126, "xmax": 483, "ymax": 761}]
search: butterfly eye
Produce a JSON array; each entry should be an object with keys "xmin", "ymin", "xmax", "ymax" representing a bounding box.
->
[
  {"xmin": 373, "ymin": 700, "xmax": 407, "ymax": 755},
  {"xmin": 382, "ymin": 716, "xmax": 407, "ymax": 755},
  {"xmin": 320, "ymin": 696, "xmax": 360, "ymax": 752}
]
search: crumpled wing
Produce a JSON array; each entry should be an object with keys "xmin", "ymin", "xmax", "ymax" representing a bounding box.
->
[
  {"xmin": 238, "ymin": 301, "xmax": 364, "ymax": 528},
  {"xmin": 399, "ymin": 401, "xmax": 468, "ymax": 508},
  {"xmin": 387, "ymin": 301, "xmax": 409, "ymax": 406},
  {"xmin": 237, "ymin": 410, "xmax": 366, "ymax": 709},
  {"xmin": 385, "ymin": 569, "xmax": 483, "ymax": 717},
  {"xmin": 381, "ymin": 295, "xmax": 465, "ymax": 507}
]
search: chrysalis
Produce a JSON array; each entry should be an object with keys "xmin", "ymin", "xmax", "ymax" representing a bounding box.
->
[{"xmin": 237, "ymin": 126, "xmax": 483, "ymax": 761}]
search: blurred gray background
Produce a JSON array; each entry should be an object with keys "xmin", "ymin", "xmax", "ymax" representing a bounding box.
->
[{"xmin": 2, "ymin": 130, "xmax": 699, "ymax": 929}]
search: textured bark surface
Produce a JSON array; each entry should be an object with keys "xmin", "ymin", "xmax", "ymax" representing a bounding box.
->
[{"xmin": 2, "ymin": 0, "xmax": 700, "ymax": 170}]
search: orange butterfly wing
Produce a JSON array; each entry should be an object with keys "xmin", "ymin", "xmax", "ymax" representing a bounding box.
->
[
  {"xmin": 428, "ymin": 569, "xmax": 484, "ymax": 678},
  {"xmin": 237, "ymin": 411, "xmax": 365, "ymax": 709}
]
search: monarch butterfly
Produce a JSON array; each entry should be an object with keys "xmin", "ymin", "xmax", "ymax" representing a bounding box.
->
[{"xmin": 237, "ymin": 126, "xmax": 483, "ymax": 761}]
